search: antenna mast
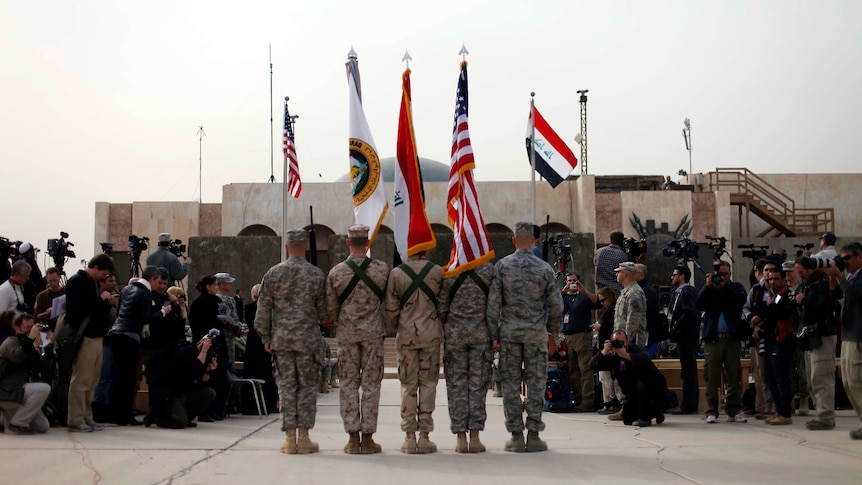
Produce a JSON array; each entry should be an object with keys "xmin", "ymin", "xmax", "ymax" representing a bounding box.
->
[
  {"xmin": 268, "ymin": 44, "xmax": 275, "ymax": 183},
  {"xmin": 196, "ymin": 125, "xmax": 205, "ymax": 203}
]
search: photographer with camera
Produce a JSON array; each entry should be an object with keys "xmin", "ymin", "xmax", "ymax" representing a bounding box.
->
[
  {"xmin": 189, "ymin": 274, "xmax": 229, "ymax": 422},
  {"xmin": 0, "ymin": 313, "xmax": 51, "ymax": 434},
  {"xmin": 16, "ymin": 243, "xmax": 45, "ymax": 311},
  {"xmin": 560, "ymin": 273, "xmax": 601, "ymax": 413},
  {"xmin": 826, "ymin": 242, "xmax": 862, "ymax": 439},
  {"xmin": 595, "ymin": 231, "xmax": 629, "ymax": 293},
  {"xmin": 0, "ymin": 260, "xmax": 31, "ymax": 315},
  {"xmin": 742, "ymin": 257, "xmax": 780, "ymax": 420},
  {"xmin": 752, "ymin": 268, "xmax": 796, "ymax": 425},
  {"xmin": 589, "ymin": 329, "xmax": 671, "ymax": 427},
  {"xmin": 143, "ymin": 334, "xmax": 217, "ymax": 429},
  {"xmin": 794, "ymin": 256, "xmax": 839, "ymax": 430},
  {"xmin": 814, "ymin": 232, "xmax": 838, "ymax": 260},
  {"xmin": 697, "ymin": 260, "xmax": 749, "ymax": 423},
  {"xmin": 146, "ymin": 233, "xmax": 191, "ymax": 286}
]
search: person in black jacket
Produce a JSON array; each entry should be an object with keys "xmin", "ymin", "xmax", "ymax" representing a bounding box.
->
[
  {"xmin": 590, "ymin": 287, "xmax": 620, "ymax": 414},
  {"xmin": 669, "ymin": 265, "xmax": 700, "ymax": 415},
  {"xmin": 589, "ymin": 329, "xmax": 670, "ymax": 427},
  {"xmin": 144, "ymin": 336, "xmax": 216, "ymax": 428},
  {"xmin": 189, "ymin": 274, "xmax": 229, "ymax": 420},
  {"xmin": 242, "ymin": 283, "xmax": 277, "ymax": 414},
  {"xmin": 64, "ymin": 254, "xmax": 115, "ymax": 433},
  {"xmin": 696, "ymin": 260, "xmax": 749, "ymax": 424},
  {"xmin": 753, "ymin": 270, "xmax": 797, "ymax": 425},
  {"xmin": 106, "ymin": 266, "xmax": 163, "ymax": 426},
  {"xmin": 142, "ymin": 269, "xmax": 186, "ymax": 367}
]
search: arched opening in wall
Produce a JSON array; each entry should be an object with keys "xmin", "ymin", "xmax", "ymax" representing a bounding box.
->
[
  {"xmin": 540, "ymin": 222, "xmax": 572, "ymax": 235},
  {"xmin": 238, "ymin": 224, "xmax": 277, "ymax": 236},
  {"xmin": 430, "ymin": 223, "xmax": 453, "ymax": 234},
  {"xmin": 486, "ymin": 223, "xmax": 512, "ymax": 234}
]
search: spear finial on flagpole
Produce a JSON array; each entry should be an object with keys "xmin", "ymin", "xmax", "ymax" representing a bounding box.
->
[
  {"xmin": 402, "ymin": 50, "xmax": 412, "ymax": 69},
  {"xmin": 459, "ymin": 43, "xmax": 469, "ymax": 61},
  {"xmin": 347, "ymin": 46, "xmax": 357, "ymax": 59}
]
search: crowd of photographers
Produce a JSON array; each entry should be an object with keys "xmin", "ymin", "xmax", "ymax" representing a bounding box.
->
[{"xmin": 2, "ymin": 228, "xmax": 862, "ymax": 443}]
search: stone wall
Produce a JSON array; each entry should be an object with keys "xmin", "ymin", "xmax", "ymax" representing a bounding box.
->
[{"xmin": 187, "ymin": 236, "xmax": 281, "ymax": 300}]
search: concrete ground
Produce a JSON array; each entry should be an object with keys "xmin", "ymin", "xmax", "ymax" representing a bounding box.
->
[{"xmin": 1, "ymin": 379, "xmax": 861, "ymax": 485}]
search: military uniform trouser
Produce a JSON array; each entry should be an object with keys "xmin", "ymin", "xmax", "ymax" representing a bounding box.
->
[
  {"xmin": 444, "ymin": 341, "xmax": 490, "ymax": 433},
  {"xmin": 704, "ymin": 336, "xmax": 743, "ymax": 417},
  {"xmin": 273, "ymin": 350, "xmax": 320, "ymax": 430},
  {"xmin": 564, "ymin": 332, "xmax": 595, "ymax": 406},
  {"xmin": 806, "ymin": 335, "xmax": 837, "ymax": 426},
  {"xmin": 841, "ymin": 339, "xmax": 862, "ymax": 429},
  {"xmin": 338, "ymin": 339, "xmax": 384, "ymax": 434},
  {"xmin": 500, "ymin": 340, "xmax": 547, "ymax": 433},
  {"xmin": 398, "ymin": 345, "xmax": 440, "ymax": 433}
]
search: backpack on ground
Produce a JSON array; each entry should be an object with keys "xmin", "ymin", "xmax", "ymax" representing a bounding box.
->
[{"xmin": 543, "ymin": 366, "xmax": 574, "ymax": 413}]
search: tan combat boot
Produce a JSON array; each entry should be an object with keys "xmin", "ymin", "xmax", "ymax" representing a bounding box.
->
[
  {"xmin": 360, "ymin": 432, "xmax": 382, "ymax": 454},
  {"xmin": 280, "ymin": 428, "xmax": 297, "ymax": 454},
  {"xmin": 401, "ymin": 432, "xmax": 418, "ymax": 454},
  {"xmin": 504, "ymin": 431, "xmax": 526, "ymax": 453},
  {"xmin": 468, "ymin": 429, "xmax": 486, "ymax": 453},
  {"xmin": 296, "ymin": 427, "xmax": 319, "ymax": 454},
  {"xmin": 526, "ymin": 430, "xmax": 548, "ymax": 452},
  {"xmin": 455, "ymin": 432, "xmax": 468, "ymax": 453},
  {"xmin": 344, "ymin": 432, "xmax": 361, "ymax": 454},
  {"xmin": 417, "ymin": 431, "xmax": 437, "ymax": 454}
]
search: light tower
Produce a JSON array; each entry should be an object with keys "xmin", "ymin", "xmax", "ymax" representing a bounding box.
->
[{"xmin": 576, "ymin": 89, "xmax": 589, "ymax": 175}]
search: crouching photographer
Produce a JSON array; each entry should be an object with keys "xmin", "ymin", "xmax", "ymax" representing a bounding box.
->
[
  {"xmin": 143, "ymin": 334, "xmax": 217, "ymax": 429},
  {"xmin": 589, "ymin": 329, "xmax": 675, "ymax": 427}
]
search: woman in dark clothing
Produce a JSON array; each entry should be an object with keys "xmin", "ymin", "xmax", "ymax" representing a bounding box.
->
[
  {"xmin": 189, "ymin": 274, "xmax": 228, "ymax": 420},
  {"xmin": 241, "ymin": 283, "xmax": 278, "ymax": 414},
  {"xmin": 591, "ymin": 287, "xmax": 620, "ymax": 414}
]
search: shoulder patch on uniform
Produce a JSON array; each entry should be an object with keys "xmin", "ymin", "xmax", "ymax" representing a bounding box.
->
[{"xmin": 631, "ymin": 298, "xmax": 642, "ymax": 311}]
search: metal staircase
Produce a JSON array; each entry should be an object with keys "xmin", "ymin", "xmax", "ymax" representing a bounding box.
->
[{"xmin": 705, "ymin": 168, "xmax": 834, "ymax": 237}]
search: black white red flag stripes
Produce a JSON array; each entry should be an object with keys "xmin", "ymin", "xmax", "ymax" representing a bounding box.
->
[{"xmin": 525, "ymin": 107, "xmax": 578, "ymax": 188}]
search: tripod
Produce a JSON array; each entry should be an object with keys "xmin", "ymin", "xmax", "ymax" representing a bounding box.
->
[{"xmin": 130, "ymin": 250, "xmax": 143, "ymax": 278}]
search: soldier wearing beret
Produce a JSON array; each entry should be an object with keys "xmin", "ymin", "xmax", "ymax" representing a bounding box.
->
[
  {"xmin": 325, "ymin": 224, "xmax": 390, "ymax": 454},
  {"xmin": 256, "ymin": 228, "xmax": 328, "ymax": 454},
  {"xmin": 486, "ymin": 221, "xmax": 563, "ymax": 452}
]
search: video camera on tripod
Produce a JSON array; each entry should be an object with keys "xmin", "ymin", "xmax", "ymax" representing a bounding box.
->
[
  {"xmin": 662, "ymin": 237, "xmax": 699, "ymax": 262},
  {"xmin": 47, "ymin": 232, "xmax": 76, "ymax": 275},
  {"xmin": 128, "ymin": 235, "xmax": 149, "ymax": 277},
  {"xmin": 738, "ymin": 243, "xmax": 769, "ymax": 261},
  {"xmin": 168, "ymin": 239, "xmax": 186, "ymax": 258},
  {"xmin": 705, "ymin": 235, "xmax": 732, "ymax": 285},
  {"xmin": 794, "ymin": 243, "xmax": 814, "ymax": 257},
  {"xmin": 100, "ymin": 242, "xmax": 114, "ymax": 256},
  {"xmin": 622, "ymin": 237, "xmax": 647, "ymax": 262}
]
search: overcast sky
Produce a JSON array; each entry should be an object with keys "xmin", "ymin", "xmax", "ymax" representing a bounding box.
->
[{"xmin": 2, "ymin": 0, "xmax": 860, "ymax": 264}]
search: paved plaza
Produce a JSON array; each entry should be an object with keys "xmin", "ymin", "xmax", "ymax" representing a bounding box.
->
[{"xmin": 1, "ymin": 379, "xmax": 860, "ymax": 485}]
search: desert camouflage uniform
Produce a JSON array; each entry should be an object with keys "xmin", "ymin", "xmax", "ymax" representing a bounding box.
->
[
  {"xmin": 256, "ymin": 256, "xmax": 327, "ymax": 430},
  {"xmin": 487, "ymin": 249, "xmax": 563, "ymax": 433},
  {"xmin": 326, "ymin": 253, "xmax": 390, "ymax": 434},
  {"xmin": 614, "ymin": 283, "xmax": 647, "ymax": 346},
  {"xmin": 384, "ymin": 254, "xmax": 442, "ymax": 433},
  {"xmin": 439, "ymin": 262, "xmax": 494, "ymax": 434},
  {"xmin": 216, "ymin": 290, "xmax": 241, "ymax": 362}
]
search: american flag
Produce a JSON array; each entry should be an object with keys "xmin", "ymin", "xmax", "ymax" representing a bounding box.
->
[
  {"xmin": 283, "ymin": 102, "xmax": 301, "ymax": 198},
  {"xmin": 443, "ymin": 61, "xmax": 494, "ymax": 277}
]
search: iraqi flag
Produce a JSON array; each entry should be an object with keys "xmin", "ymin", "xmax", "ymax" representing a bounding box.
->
[
  {"xmin": 525, "ymin": 107, "xmax": 578, "ymax": 188},
  {"xmin": 394, "ymin": 68, "xmax": 436, "ymax": 260}
]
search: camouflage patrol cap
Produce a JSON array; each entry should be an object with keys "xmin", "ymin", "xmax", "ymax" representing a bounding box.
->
[
  {"xmin": 286, "ymin": 228, "xmax": 308, "ymax": 243},
  {"xmin": 781, "ymin": 260, "xmax": 795, "ymax": 272},
  {"xmin": 514, "ymin": 221, "xmax": 533, "ymax": 235},
  {"xmin": 614, "ymin": 262, "xmax": 637, "ymax": 273},
  {"xmin": 347, "ymin": 224, "xmax": 370, "ymax": 240}
]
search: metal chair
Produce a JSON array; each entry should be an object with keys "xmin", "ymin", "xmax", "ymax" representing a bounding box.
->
[{"xmin": 224, "ymin": 370, "xmax": 267, "ymax": 417}]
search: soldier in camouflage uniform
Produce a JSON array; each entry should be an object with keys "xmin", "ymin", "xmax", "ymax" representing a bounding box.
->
[
  {"xmin": 486, "ymin": 222, "xmax": 563, "ymax": 453},
  {"xmin": 613, "ymin": 262, "xmax": 647, "ymax": 347},
  {"xmin": 384, "ymin": 251, "xmax": 443, "ymax": 454},
  {"xmin": 439, "ymin": 261, "xmax": 494, "ymax": 453},
  {"xmin": 255, "ymin": 228, "xmax": 327, "ymax": 455},
  {"xmin": 325, "ymin": 224, "xmax": 390, "ymax": 455},
  {"xmin": 214, "ymin": 273, "xmax": 242, "ymax": 363}
]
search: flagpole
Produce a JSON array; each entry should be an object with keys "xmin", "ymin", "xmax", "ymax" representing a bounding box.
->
[
  {"xmin": 282, "ymin": 96, "xmax": 289, "ymax": 262},
  {"xmin": 530, "ymin": 92, "xmax": 537, "ymax": 225}
]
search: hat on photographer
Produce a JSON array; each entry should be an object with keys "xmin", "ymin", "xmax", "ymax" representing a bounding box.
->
[
  {"xmin": 820, "ymin": 232, "xmax": 837, "ymax": 246},
  {"xmin": 158, "ymin": 233, "xmax": 171, "ymax": 246}
]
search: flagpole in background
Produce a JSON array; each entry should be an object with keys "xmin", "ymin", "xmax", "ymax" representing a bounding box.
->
[
  {"xmin": 530, "ymin": 92, "xmax": 537, "ymax": 225},
  {"xmin": 282, "ymin": 96, "xmax": 289, "ymax": 261}
]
